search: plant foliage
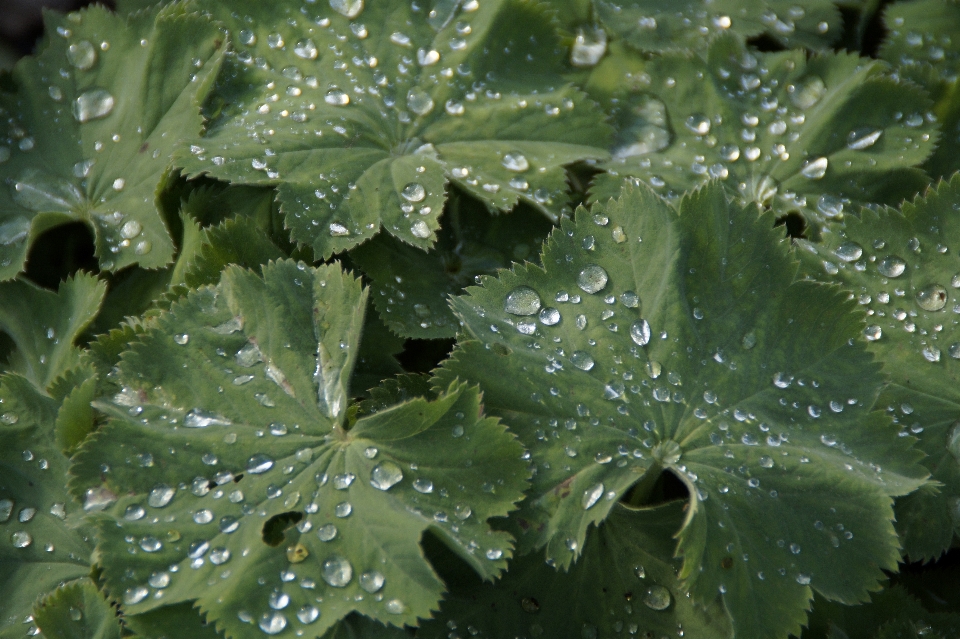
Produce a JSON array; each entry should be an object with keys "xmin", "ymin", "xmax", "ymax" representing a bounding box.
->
[{"xmin": 1, "ymin": 1, "xmax": 959, "ymax": 638}]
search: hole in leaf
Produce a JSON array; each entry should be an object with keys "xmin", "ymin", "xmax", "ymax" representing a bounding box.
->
[
  {"xmin": 397, "ymin": 338, "xmax": 455, "ymax": 374},
  {"xmin": 261, "ymin": 511, "xmax": 303, "ymax": 547},
  {"xmin": 24, "ymin": 221, "xmax": 97, "ymax": 290},
  {"xmin": 746, "ymin": 33, "xmax": 786, "ymax": 53},
  {"xmin": 619, "ymin": 468, "xmax": 689, "ymax": 508},
  {"xmin": 233, "ymin": 473, "xmax": 243, "ymax": 483},
  {"xmin": 775, "ymin": 211, "xmax": 807, "ymax": 239}
]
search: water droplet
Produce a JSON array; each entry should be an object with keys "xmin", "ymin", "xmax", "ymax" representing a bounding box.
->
[
  {"xmin": 246, "ymin": 454, "xmax": 274, "ymax": 474},
  {"xmin": 502, "ymin": 151, "xmax": 530, "ymax": 172},
  {"xmin": 324, "ymin": 89, "xmax": 350, "ymax": 106},
  {"xmin": 321, "ymin": 555, "xmax": 353, "ymax": 587},
  {"xmin": 330, "ymin": 0, "xmax": 364, "ymax": 18},
  {"xmin": 582, "ymin": 483, "xmax": 604, "ymax": 510},
  {"xmin": 193, "ymin": 509, "xmax": 214, "ymax": 524},
  {"xmin": 83, "ymin": 486, "xmax": 116, "ymax": 512},
  {"xmin": 570, "ymin": 26, "xmax": 607, "ymax": 67},
  {"xmin": 685, "ymin": 113, "xmax": 711, "ymax": 135},
  {"xmin": 643, "ymin": 584, "xmax": 671, "ymax": 610},
  {"xmin": 504, "ymin": 286, "xmax": 542, "ymax": 316},
  {"xmin": 148, "ymin": 572, "xmax": 170, "ymax": 588},
  {"xmin": 297, "ymin": 606, "xmax": 319, "ymax": 624},
  {"xmin": 140, "ymin": 536, "xmax": 162, "ymax": 552},
  {"xmin": 293, "ymin": 39, "xmax": 318, "ymax": 59},
  {"xmin": 790, "ymin": 76, "xmax": 826, "ymax": 109},
  {"xmin": 73, "ymin": 89, "xmax": 114, "ymax": 123},
  {"xmin": 258, "ymin": 611, "xmax": 287, "ymax": 635},
  {"xmin": 385, "ymin": 599, "xmax": 406, "ymax": 614},
  {"xmin": 317, "ymin": 523, "xmax": 338, "ymax": 541},
  {"xmin": 123, "ymin": 504, "xmax": 145, "ymax": 520},
  {"xmin": 413, "ymin": 478, "xmax": 434, "ymax": 494},
  {"xmin": 370, "ymin": 461, "xmax": 403, "ymax": 490},
  {"xmin": 407, "ymin": 87, "xmax": 435, "ymax": 116},
  {"xmin": 539, "ymin": 307, "xmax": 560, "ymax": 325},
  {"xmin": 184, "ymin": 408, "xmax": 232, "ymax": 428},
  {"xmin": 630, "ymin": 319, "xmax": 651, "ymax": 346},
  {"xmin": 877, "ymin": 256, "xmax": 906, "ymax": 278},
  {"xmin": 67, "ymin": 40, "xmax": 96, "ymax": 70},
  {"xmin": 800, "ymin": 157, "xmax": 828, "ymax": 179},
  {"xmin": 916, "ymin": 284, "xmax": 947, "ymax": 312},
  {"xmin": 834, "ymin": 242, "xmax": 862, "ymax": 262},
  {"xmin": 269, "ymin": 591, "xmax": 290, "ymax": 610},
  {"xmin": 571, "ymin": 351, "xmax": 595, "ymax": 371},
  {"xmin": 360, "ymin": 570, "xmax": 385, "ymax": 593},
  {"xmin": 401, "ymin": 183, "xmax": 425, "ymax": 202},
  {"xmin": 410, "ymin": 220, "xmax": 430, "ymax": 238},
  {"xmin": 335, "ymin": 502, "xmax": 352, "ymax": 517},
  {"xmin": 796, "ymin": 573, "xmax": 811, "ymax": 585},
  {"xmin": 577, "ymin": 265, "xmax": 608, "ymax": 294},
  {"xmin": 123, "ymin": 586, "xmax": 148, "ymax": 605},
  {"xmin": 11, "ymin": 531, "xmax": 31, "ymax": 548},
  {"xmin": 847, "ymin": 128, "xmax": 882, "ymax": 150}
]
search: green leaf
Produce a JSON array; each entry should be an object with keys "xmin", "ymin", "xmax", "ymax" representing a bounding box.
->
[
  {"xmin": 879, "ymin": 0, "xmax": 960, "ymax": 181},
  {"xmin": 587, "ymin": 35, "xmax": 937, "ymax": 233},
  {"xmin": 182, "ymin": 216, "xmax": 287, "ymax": 289},
  {"xmin": 351, "ymin": 311, "xmax": 405, "ymax": 398},
  {"xmin": 70, "ymin": 260, "xmax": 528, "ymax": 637},
  {"xmin": 351, "ymin": 192, "xmax": 553, "ymax": 338},
  {"xmin": 0, "ymin": 374, "xmax": 94, "ymax": 639},
  {"xmin": 0, "ymin": 4, "xmax": 226, "ymax": 279},
  {"xmin": 437, "ymin": 183, "xmax": 927, "ymax": 639},
  {"xmin": 322, "ymin": 615, "xmax": 411, "ymax": 639},
  {"xmin": 0, "ymin": 273, "xmax": 105, "ymax": 389},
  {"xmin": 54, "ymin": 364, "xmax": 98, "ymax": 456},
  {"xmin": 591, "ymin": 0, "xmax": 842, "ymax": 52},
  {"xmin": 123, "ymin": 603, "xmax": 223, "ymax": 639},
  {"xmin": 796, "ymin": 174, "xmax": 960, "ymax": 560},
  {"xmin": 33, "ymin": 579, "xmax": 123, "ymax": 639},
  {"xmin": 420, "ymin": 501, "xmax": 733, "ymax": 639},
  {"xmin": 178, "ymin": 0, "xmax": 610, "ymax": 259}
]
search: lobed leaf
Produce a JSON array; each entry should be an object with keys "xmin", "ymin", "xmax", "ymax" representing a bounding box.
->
[
  {"xmin": 796, "ymin": 174, "xmax": 960, "ymax": 560},
  {"xmin": 0, "ymin": 4, "xmax": 226, "ymax": 279},
  {"xmin": 178, "ymin": 0, "xmax": 611, "ymax": 259},
  {"xmin": 588, "ymin": 35, "xmax": 937, "ymax": 233},
  {"xmin": 437, "ymin": 182, "xmax": 928, "ymax": 639},
  {"xmin": 33, "ymin": 578, "xmax": 124, "ymax": 639},
  {"xmin": 69, "ymin": 260, "xmax": 528, "ymax": 637}
]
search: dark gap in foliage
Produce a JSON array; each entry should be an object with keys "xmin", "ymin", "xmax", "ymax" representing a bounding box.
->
[
  {"xmin": 891, "ymin": 546, "xmax": 960, "ymax": 613},
  {"xmin": 620, "ymin": 468, "xmax": 689, "ymax": 508},
  {"xmin": 567, "ymin": 162, "xmax": 603, "ymax": 210},
  {"xmin": 23, "ymin": 221, "xmax": 97, "ymax": 290},
  {"xmin": 0, "ymin": 0, "xmax": 115, "ymax": 59},
  {"xmin": 746, "ymin": 34, "xmax": 786, "ymax": 54},
  {"xmin": 397, "ymin": 338, "xmax": 456, "ymax": 374},
  {"xmin": 775, "ymin": 211, "xmax": 807, "ymax": 239},
  {"xmin": 261, "ymin": 511, "xmax": 303, "ymax": 546},
  {"xmin": 859, "ymin": 1, "xmax": 893, "ymax": 58},
  {"xmin": 0, "ymin": 331, "xmax": 14, "ymax": 369}
]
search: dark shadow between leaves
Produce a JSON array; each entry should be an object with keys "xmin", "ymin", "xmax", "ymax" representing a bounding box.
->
[
  {"xmin": 24, "ymin": 221, "xmax": 97, "ymax": 290},
  {"xmin": 619, "ymin": 468, "xmax": 689, "ymax": 509},
  {"xmin": 261, "ymin": 511, "xmax": 303, "ymax": 547}
]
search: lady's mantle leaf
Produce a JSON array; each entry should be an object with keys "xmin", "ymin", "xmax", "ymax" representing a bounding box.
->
[
  {"xmin": 0, "ymin": 273, "xmax": 105, "ymax": 390},
  {"xmin": 33, "ymin": 579, "xmax": 123, "ymax": 639},
  {"xmin": 351, "ymin": 193, "xmax": 553, "ymax": 339},
  {"xmin": 0, "ymin": 4, "xmax": 225, "ymax": 280},
  {"xmin": 437, "ymin": 183, "xmax": 927, "ymax": 639},
  {"xmin": 70, "ymin": 260, "xmax": 527, "ymax": 637},
  {"xmin": 591, "ymin": 0, "xmax": 842, "ymax": 53},
  {"xmin": 0, "ymin": 374, "xmax": 94, "ymax": 639},
  {"xmin": 796, "ymin": 174, "xmax": 960, "ymax": 561},
  {"xmin": 420, "ymin": 502, "xmax": 733, "ymax": 639},
  {"xmin": 589, "ymin": 35, "xmax": 937, "ymax": 233},
  {"xmin": 178, "ymin": 0, "xmax": 610, "ymax": 258}
]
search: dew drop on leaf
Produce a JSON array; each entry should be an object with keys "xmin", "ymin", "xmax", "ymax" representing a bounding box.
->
[
  {"xmin": 258, "ymin": 611, "xmax": 287, "ymax": 635},
  {"xmin": 581, "ymin": 482, "xmax": 604, "ymax": 510},
  {"xmin": 360, "ymin": 570, "xmax": 385, "ymax": 593},
  {"xmin": 268, "ymin": 591, "xmax": 290, "ymax": 610},
  {"xmin": 504, "ymin": 286, "xmax": 542, "ymax": 316},
  {"xmin": 293, "ymin": 39, "xmax": 318, "ymax": 60},
  {"xmin": 370, "ymin": 461, "xmax": 403, "ymax": 490},
  {"xmin": 123, "ymin": 504, "xmax": 145, "ymax": 521},
  {"xmin": 502, "ymin": 152, "xmax": 530, "ymax": 172},
  {"xmin": 877, "ymin": 256, "xmax": 906, "ymax": 278},
  {"xmin": 834, "ymin": 242, "xmax": 862, "ymax": 262},
  {"xmin": 401, "ymin": 183, "xmax": 426, "ymax": 202},
  {"xmin": 630, "ymin": 319, "xmax": 652, "ymax": 346},
  {"xmin": 324, "ymin": 89, "xmax": 350, "ymax": 106},
  {"xmin": 317, "ymin": 523, "xmax": 338, "ymax": 541},
  {"xmin": 385, "ymin": 599, "xmax": 406, "ymax": 614},
  {"xmin": 407, "ymin": 88, "xmax": 435, "ymax": 116},
  {"xmin": 193, "ymin": 509, "xmax": 214, "ymax": 524},
  {"xmin": 10, "ymin": 531, "xmax": 31, "ymax": 548},
  {"xmin": 577, "ymin": 265, "xmax": 608, "ymax": 294},
  {"xmin": 570, "ymin": 27, "xmax": 607, "ymax": 67},
  {"xmin": 148, "ymin": 572, "xmax": 170, "ymax": 588},
  {"xmin": 413, "ymin": 478, "xmax": 434, "ymax": 494},
  {"xmin": 789, "ymin": 76, "xmax": 825, "ymax": 109},
  {"xmin": 847, "ymin": 128, "xmax": 882, "ymax": 150},
  {"xmin": 297, "ymin": 606, "xmax": 319, "ymax": 624},
  {"xmin": 335, "ymin": 502, "xmax": 352, "ymax": 517},
  {"xmin": 73, "ymin": 89, "xmax": 114, "ymax": 123},
  {"xmin": 571, "ymin": 351, "xmax": 595, "ymax": 371},
  {"xmin": 321, "ymin": 555, "xmax": 353, "ymax": 587},
  {"xmin": 539, "ymin": 307, "xmax": 561, "ymax": 325},
  {"xmin": 410, "ymin": 220, "xmax": 430, "ymax": 238},
  {"xmin": 643, "ymin": 584, "xmax": 671, "ymax": 610},
  {"xmin": 66, "ymin": 40, "xmax": 96, "ymax": 70},
  {"xmin": 83, "ymin": 486, "xmax": 116, "ymax": 512},
  {"xmin": 916, "ymin": 284, "xmax": 947, "ymax": 311},
  {"xmin": 184, "ymin": 408, "xmax": 232, "ymax": 428},
  {"xmin": 684, "ymin": 113, "xmax": 711, "ymax": 135},
  {"xmin": 330, "ymin": 0, "xmax": 364, "ymax": 18},
  {"xmin": 123, "ymin": 586, "xmax": 148, "ymax": 605},
  {"xmin": 246, "ymin": 454, "xmax": 274, "ymax": 474},
  {"xmin": 800, "ymin": 157, "xmax": 828, "ymax": 179}
]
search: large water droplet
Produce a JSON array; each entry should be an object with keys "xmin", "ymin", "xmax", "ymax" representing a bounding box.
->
[
  {"xmin": 916, "ymin": 284, "xmax": 947, "ymax": 312},
  {"xmin": 330, "ymin": 0, "xmax": 364, "ymax": 18},
  {"xmin": 401, "ymin": 183, "xmax": 425, "ymax": 202},
  {"xmin": 630, "ymin": 319, "xmax": 651, "ymax": 346},
  {"xmin": 643, "ymin": 584, "xmax": 671, "ymax": 610},
  {"xmin": 67, "ymin": 40, "xmax": 96, "ymax": 70},
  {"xmin": 148, "ymin": 571, "xmax": 170, "ymax": 588},
  {"xmin": 73, "ymin": 89, "xmax": 114, "ymax": 123},
  {"xmin": 269, "ymin": 591, "xmax": 290, "ymax": 610},
  {"xmin": 407, "ymin": 87, "xmax": 435, "ymax": 116},
  {"xmin": 410, "ymin": 220, "xmax": 430, "ymax": 238},
  {"xmin": 504, "ymin": 286, "xmax": 541, "ymax": 315},
  {"xmin": 139, "ymin": 536, "xmax": 162, "ymax": 552},
  {"xmin": 385, "ymin": 599, "xmax": 406, "ymax": 614},
  {"xmin": 322, "ymin": 555, "xmax": 353, "ymax": 587},
  {"xmin": 246, "ymin": 454, "xmax": 274, "ymax": 474},
  {"xmin": 577, "ymin": 265, "xmax": 608, "ymax": 294},
  {"xmin": 790, "ymin": 76, "xmax": 826, "ymax": 109},
  {"xmin": 123, "ymin": 586, "xmax": 148, "ymax": 605},
  {"xmin": 847, "ymin": 128, "xmax": 882, "ymax": 150},
  {"xmin": 684, "ymin": 113, "xmax": 711, "ymax": 135},
  {"xmin": 502, "ymin": 152, "xmax": 529, "ymax": 172},
  {"xmin": 571, "ymin": 351, "xmax": 595, "ymax": 371},
  {"xmin": 324, "ymin": 89, "xmax": 350, "ymax": 106},
  {"xmin": 293, "ymin": 39, "xmax": 318, "ymax": 60},
  {"xmin": 183, "ymin": 408, "xmax": 232, "ymax": 428},
  {"xmin": 83, "ymin": 486, "xmax": 116, "ymax": 512},
  {"xmin": 317, "ymin": 523, "xmax": 338, "ymax": 541},
  {"xmin": 360, "ymin": 570, "xmax": 385, "ymax": 593},
  {"xmin": 582, "ymin": 483, "xmax": 604, "ymax": 510},
  {"xmin": 800, "ymin": 157, "xmax": 828, "ymax": 179},
  {"xmin": 297, "ymin": 606, "xmax": 319, "ymax": 624},
  {"xmin": 258, "ymin": 612, "xmax": 287, "ymax": 635},
  {"xmin": 877, "ymin": 256, "xmax": 906, "ymax": 278},
  {"xmin": 0, "ymin": 499, "xmax": 13, "ymax": 522},
  {"xmin": 570, "ymin": 26, "xmax": 607, "ymax": 67},
  {"xmin": 11, "ymin": 531, "xmax": 31, "ymax": 548},
  {"xmin": 370, "ymin": 461, "xmax": 403, "ymax": 490},
  {"xmin": 834, "ymin": 242, "xmax": 862, "ymax": 262}
]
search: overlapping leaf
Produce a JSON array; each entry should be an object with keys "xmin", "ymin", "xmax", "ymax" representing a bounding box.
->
[
  {"xmin": 351, "ymin": 192, "xmax": 553, "ymax": 339},
  {"xmin": 33, "ymin": 579, "xmax": 123, "ymax": 639},
  {"xmin": 796, "ymin": 175, "xmax": 960, "ymax": 560},
  {"xmin": 0, "ymin": 4, "xmax": 226, "ymax": 280},
  {"xmin": 178, "ymin": 0, "xmax": 610, "ymax": 259},
  {"xmin": 879, "ymin": 0, "xmax": 960, "ymax": 180},
  {"xmin": 590, "ymin": 0, "xmax": 842, "ymax": 52},
  {"xmin": 70, "ymin": 260, "xmax": 527, "ymax": 638},
  {"xmin": 588, "ymin": 35, "xmax": 937, "ymax": 233},
  {"xmin": 0, "ymin": 374, "xmax": 95, "ymax": 639},
  {"xmin": 437, "ymin": 183, "xmax": 928, "ymax": 639},
  {"xmin": 420, "ymin": 501, "xmax": 733, "ymax": 639}
]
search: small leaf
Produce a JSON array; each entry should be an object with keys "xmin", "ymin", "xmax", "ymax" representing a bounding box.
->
[
  {"xmin": 421, "ymin": 502, "xmax": 733, "ymax": 639},
  {"xmin": 0, "ymin": 4, "xmax": 226, "ymax": 279},
  {"xmin": 123, "ymin": 602, "xmax": 223, "ymax": 639},
  {"xmin": 70, "ymin": 260, "xmax": 528, "ymax": 637},
  {"xmin": 351, "ymin": 193, "xmax": 553, "ymax": 338},
  {"xmin": 591, "ymin": 0, "xmax": 842, "ymax": 52},
  {"xmin": 33, "ymin": 578, "xmax": 123, "ymax": 639},
  {"xmin": 796, "ymin": 174, "xmax": 960, "ymax": 560},
  {"xmin": 588, "ymin": 35, "xmax": 937, "ymax": 232},
  {"xmin": 438, "ymin": 182, "xmax": 927, "ymax": 639},
  {"xmin": 0, "ymin": 374, "xmax": 94, "ymax": 639},
  {"xmin": 178, "ymin": 0, "xmax": 610, "ymax": 258},
  {"xmin": 0, "ymin": 273, "xmax": 105, "ymax": 390}
]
